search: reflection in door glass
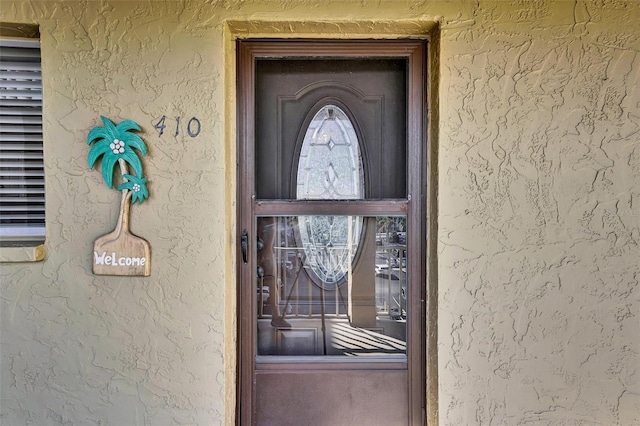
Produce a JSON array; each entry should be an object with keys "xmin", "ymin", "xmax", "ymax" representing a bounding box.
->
[
  {"xmin": 256, "ymin": 216, "xmax": 407, "ymax": 357},
  {"xmin": 297, "ymin": 215, "xmax": 361, "ymax": 287}
]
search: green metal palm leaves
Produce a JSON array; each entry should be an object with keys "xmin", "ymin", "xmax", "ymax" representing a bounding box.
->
[{"xmin": 87, "ymin": 116, "xmax": 149, "ymax": 203}]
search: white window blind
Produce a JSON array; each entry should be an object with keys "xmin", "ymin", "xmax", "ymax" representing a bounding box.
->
[{"xmin": 0, "ymin": 37, "xmax": 44, "ymax": 243}]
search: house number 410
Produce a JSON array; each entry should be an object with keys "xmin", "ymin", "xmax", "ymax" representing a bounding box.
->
[{"xmin": 153, "ymin": 116, "xmax": 201, "ymax": 138}]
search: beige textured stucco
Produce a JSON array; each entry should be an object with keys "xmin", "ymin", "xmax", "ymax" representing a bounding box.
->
[{"xmin": 0, "ymin": 1, "xmax": 638, "ymax": 425}]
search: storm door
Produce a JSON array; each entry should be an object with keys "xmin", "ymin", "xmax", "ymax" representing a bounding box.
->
[{"xmin": 237, "ymin": 40, "xmax": 427, "ymax": 425}]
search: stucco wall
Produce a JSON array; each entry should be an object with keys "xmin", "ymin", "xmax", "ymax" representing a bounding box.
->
[
  {"xmin": 439, "ymin": 3, "xmax": 640, "ymax": 424},
  {"xmin": 0, "ymin": 1, "xmax": 638, "ymax": 425}
]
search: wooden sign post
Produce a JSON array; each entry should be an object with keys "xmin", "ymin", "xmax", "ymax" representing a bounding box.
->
[
  {"xmin": 93, "ymin": 188, "xmax": 151, "ymax": 276},
  {"xmin": 87, "ymin": 116, "xmax": 151, "ymax": 277}
]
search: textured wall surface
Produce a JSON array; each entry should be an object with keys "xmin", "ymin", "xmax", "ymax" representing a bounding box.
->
[
  {"xmin": 438, "ymin": 2, "xmax": 640, "ymax": 425},
  {"xmin": 0, "ymin": 1, "xmax": 638, "ymax": 425}
]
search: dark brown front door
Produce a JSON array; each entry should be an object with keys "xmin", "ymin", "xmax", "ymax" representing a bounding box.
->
[{"xmin": 237, "ymin": 40, "xmax": 427, "ymax": 425}]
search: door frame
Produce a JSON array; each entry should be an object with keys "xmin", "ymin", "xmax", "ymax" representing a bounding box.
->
[{"xmin": 236, "ymin": 39, "xmax": 428, "ymax": 425}]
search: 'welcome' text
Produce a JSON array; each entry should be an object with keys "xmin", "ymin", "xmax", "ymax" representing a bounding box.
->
[{"xmin": 94, "ymin": 251, "xmax": 147, "ymax": 267}]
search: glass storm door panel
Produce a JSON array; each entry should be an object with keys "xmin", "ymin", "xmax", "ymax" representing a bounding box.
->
[
  {"xmin": 256, "ymin": 215, "xmax": 408, "ymax": 358},
  {"xmin": 238, "ymin": 41, "xmax": 426, "ymax": 426}
]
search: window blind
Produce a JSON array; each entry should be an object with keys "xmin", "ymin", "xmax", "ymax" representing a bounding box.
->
[{"xmin": 0, "ymin": 38, "xmax": 44, "ymax": 242}]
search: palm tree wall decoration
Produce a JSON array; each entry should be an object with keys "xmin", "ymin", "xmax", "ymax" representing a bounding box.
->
[{"xmin": 87, "ymin": 116, "xmax": 151, "ymax": 276}]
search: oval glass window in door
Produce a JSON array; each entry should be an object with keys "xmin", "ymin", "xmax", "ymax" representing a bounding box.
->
[{"xmin": 296, "ymin": 105, "xmax": 364, "ymax": 287}]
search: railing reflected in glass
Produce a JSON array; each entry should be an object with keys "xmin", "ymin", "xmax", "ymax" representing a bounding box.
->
[{"xmin": 256, "ymin": 215, "xmax": 407, "ymax": 358}]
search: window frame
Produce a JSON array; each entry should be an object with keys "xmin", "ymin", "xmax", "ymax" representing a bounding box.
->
[{"xmin": 0, "ymin": 24, "xmax": 45, "ymax": 261}]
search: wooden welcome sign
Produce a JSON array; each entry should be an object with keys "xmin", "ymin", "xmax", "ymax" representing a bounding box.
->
[{"xmin": 88, "ymin": 116, "xmax": 151, "ymax": 276}]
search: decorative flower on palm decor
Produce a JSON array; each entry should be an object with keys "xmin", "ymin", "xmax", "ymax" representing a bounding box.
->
[
  {"xmin": 87, "ymin": 116, "xmax": 149, "ymax": 203},
  {"xmin": 118, "ymin": 174, "xmax": 149, "ymax": 204}
]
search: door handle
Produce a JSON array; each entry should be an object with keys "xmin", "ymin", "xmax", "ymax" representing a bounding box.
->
[{"xmin": 241, "ymin": 229, "xmax": 248, "ymax": 263}]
